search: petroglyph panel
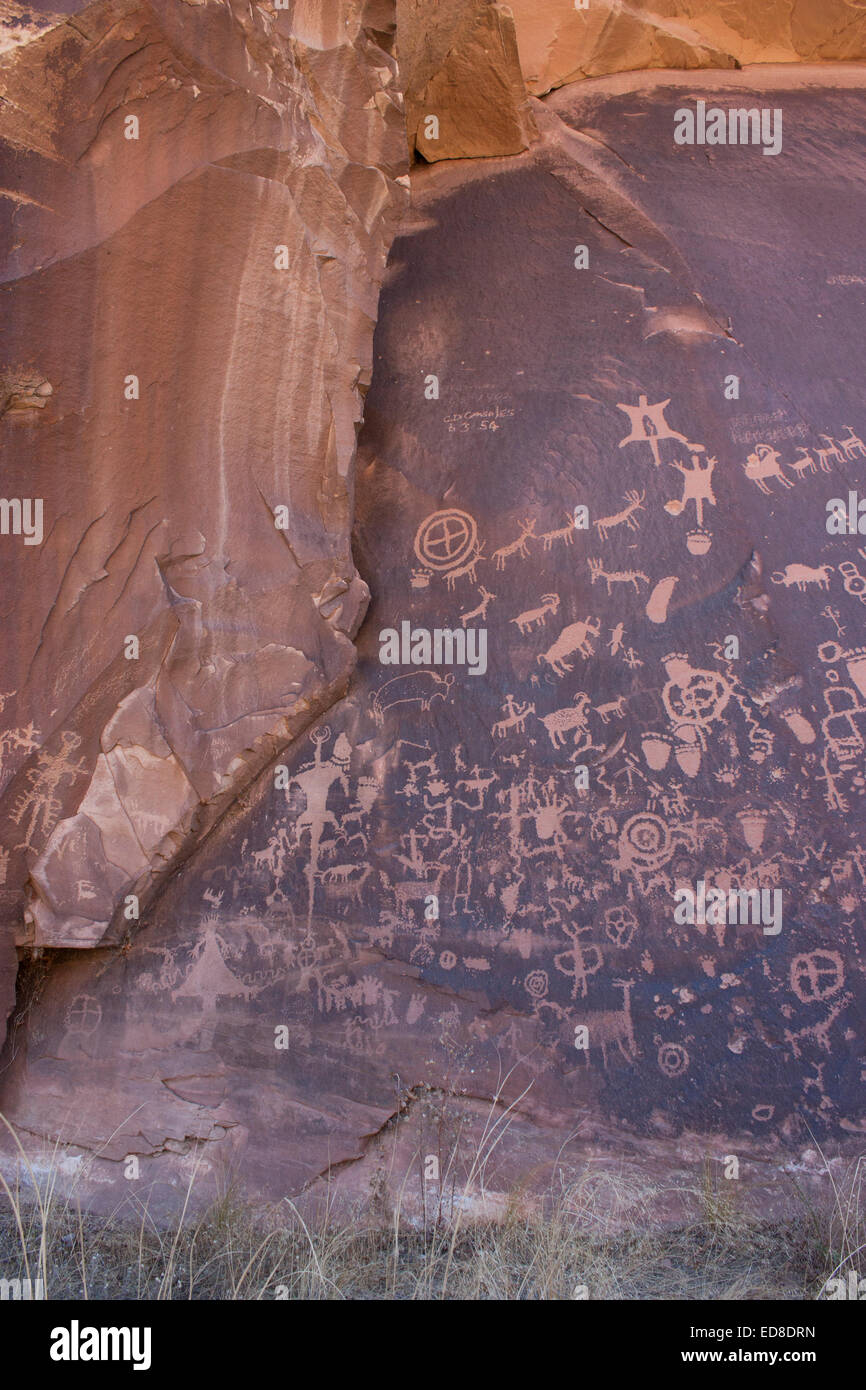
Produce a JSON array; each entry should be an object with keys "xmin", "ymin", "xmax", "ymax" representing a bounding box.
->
[{"xmin": 2, "ymin": 67, "xmax": 866, "ymax": 1211}]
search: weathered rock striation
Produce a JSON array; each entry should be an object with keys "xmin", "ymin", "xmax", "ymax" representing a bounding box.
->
[{"xmin": 0, "ymin": 0, "xmax": 408, "ymax": 1033}]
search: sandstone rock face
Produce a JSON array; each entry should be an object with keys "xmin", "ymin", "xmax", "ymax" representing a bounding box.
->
[
  {"xmin": 398, "ymin": 0, "xmax": 536, "ymax": 161},
  {"xmin": 2, "ymin": 64, "xmax": 864, "ymax": 1218},
  {"xmin": 509, "ymin": 0, "xmax": 866, "ymax": 96},
  {"xmin": 0, "ymin": 0, "xmax": 408, "ymax": 1034}
]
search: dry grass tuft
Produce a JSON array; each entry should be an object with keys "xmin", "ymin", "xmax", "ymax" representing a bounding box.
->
[{"xmin": 0, "ymin": 1113, "xmax": 861, "ymax": 1300}]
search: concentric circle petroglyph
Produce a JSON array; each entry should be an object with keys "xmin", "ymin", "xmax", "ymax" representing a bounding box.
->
[{"xmin": 413, "ymin": 508, "xmax": 478, "ymax": 571}]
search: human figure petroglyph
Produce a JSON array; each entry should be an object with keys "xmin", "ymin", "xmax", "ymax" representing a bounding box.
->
[
  {"xmin": 588, "ymin": 558, "xmax": 649, "ymax": 594},
  {"xmin": 10, "ymin": 730, "xmax": 87, "ymax": 851},
  {"xmin": 596, "ymin": 747, "xmax": 656, "ymax": 801},
  {"xmin": 541, "ymin": 513, "xmax": 577, "ymax": 550},
  {"xmin": 511, "ymin": 593, "xmax": 559, "ymax": 634},
  {"xmin": 538, "ymin": 617, "xmax": 601, "ymax": 675},
  {"xmin": 743, "ymin": 443, "xmax": 794, "ymax": 494},
  {"xmin": 771, "ymin": 563, "xmax": 833, "ymax": 591},
  {"xmin": 460, "ymin": 585, "xmax": 495, "ymax": 626},
  {"xmin": 538, "ymin": 692, "xmax": 591, "ymax": 749},
  {"xmin": 492, "ymin": 780, "xmax": 539, "ymax": 859},
  {"xmin": 493, "ymin": 517, "xmax": 537, "ymax": 569},
  {"xmin": 594, "ymin": 489, "xmax": 645, "ymax": 542},
  {"xmin": 617, "ymin": 395, "xmax": 688, "ymax": 468},
  {"xmin": 664, "ymin": 450, "xmax": 717, "ymax": 529},
  {"xmin": 388, "ymin": 829, "xmax": 446, "ymax": 925},
  {"xmin": 493, "ymin": 694, "xmax": 536, "ymax": 738},
  {"xmin": 285, "ymin": 727, "xmax": 351, "ymax": 925},
  {"xmin": 391, "ymin": 827, "xmax": 431, "ymax": 878},
  {"xmin": 451, "ymin": 825, "xmax": 474, "ymax": 912},
  {"xmin": 553, "ymin": 921, "xmax": 603, "ymax": 999},
  {"xmin": 289, "ymin": 730, "xmax": 350, "ymax": 839},
  {"xmin": 822, "ymin": 605, "xmax": 846, "ymax": 638}
]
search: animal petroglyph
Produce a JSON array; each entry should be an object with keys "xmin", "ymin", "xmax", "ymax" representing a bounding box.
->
[
  {"xmin": 539, "ymin": 693, "xmax": 591, "ymax": 748},
  {"xmin": 596, "ymin": 695, "xmax": 628, "ymax": 724},
  {"xmin": 538, "ymin": 618, "xmax": 600, "ymax": 675},
  {"xmin": 444, "ymin": 541, "xmax": 485, "ymax": 590},
  {"xmin": 817, "ymin": 435, "xmax": 846, "ymax": 468},
  {"xmin": 579, "ymin": 981, "xmax": 639, "ymax": 1067},
  {"xmin": 594, "ymin": 490, "xmax": 645, "ymax": 542},
  {"xmin": 493, "ymin": 517, "xmax": 537, "ymax": 569},
  {"xmin": 588, "ymin": 558, "xmax": 649, "ymax": 594},
  {"xmin": 511, "ymin": 593, "xmax": 559, "ymax": 634},
  {"xmin": 460, "ymin": 585, "xmax": 495, "ymax": 626},
  {"xmin": 789, "ymin": 449, "xmax": 817, "ymax": 477},
  {"xmin": 372, "ymin": 670, "xmax": 455, "ymax": 725},
  {"xmin": 493, "ymin": 695, "xmax": 536, "ymax": 739},
  {"xmin": 743, "ymin": 444, "xmax": 795, "ymax": 494},
  {"xmin": 771, "ymin": 563, "xmax": 833, "ymax": 591},
  {"xmin": 541, "ymin": 514, "xmax": 577, "ymax": 550},
  {"xmin": 838, "ymin": 426, "xmax": 866, "ymax": 459}
]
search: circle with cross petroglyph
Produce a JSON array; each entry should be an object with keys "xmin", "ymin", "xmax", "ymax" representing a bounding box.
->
[{"xmin": 414, "ymin": 509, "xmax": 477, "ymax": 572}]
